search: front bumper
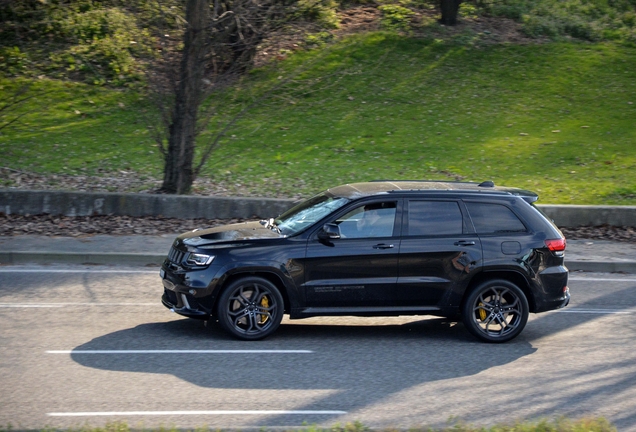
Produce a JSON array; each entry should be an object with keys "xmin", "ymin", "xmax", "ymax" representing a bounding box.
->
[
  {"xmin": 160, "ymin": 263, "xmax": 220, "ymax": 319},
  {"xmin": 161, "ymin": 288, "xmax": 210, "ymax": 319}
]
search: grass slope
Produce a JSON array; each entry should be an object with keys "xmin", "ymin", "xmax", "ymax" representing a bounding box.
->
[{"xmin": 1, "ymin": 34, "xmax": 635, "ymax": 204}]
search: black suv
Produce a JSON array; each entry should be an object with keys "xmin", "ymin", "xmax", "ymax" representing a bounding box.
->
[{"xmin": 160, "ymin": 180, "xmax": 569, "ymax": 343}]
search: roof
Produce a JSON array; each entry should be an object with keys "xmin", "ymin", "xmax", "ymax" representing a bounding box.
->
[{"xmin": 326, "ymin": 180, "xmax": 539, "ymax": 202}]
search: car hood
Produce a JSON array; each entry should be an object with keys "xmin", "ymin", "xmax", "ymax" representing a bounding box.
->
[{"xmin": 179, "ymin": 221, "xmax": 282, "ymax": 246}]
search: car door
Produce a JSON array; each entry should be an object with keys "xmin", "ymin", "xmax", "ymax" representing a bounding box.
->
[
  {"xmin": 396, "ymin": 199, "xmax": 482, "ymax": 307},
  {"xmin": 301, "ymin": 200, "xmax": 401, "ymax": 308},
  {"xmin": 463, "ymin": 200, "xmax": 534, "ymax": 268}
]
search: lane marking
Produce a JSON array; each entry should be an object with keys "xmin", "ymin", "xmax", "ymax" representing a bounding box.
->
[
  {"xmin": 1, "ymin": 303, "xmax": 158, "ymax": 308},
  {"xmin": 569, "ymin": 277, "xmax": 636, "ymax": 282},
  {"xmin": 47, "ymin": 350, "xmax": 313, "ymax": 354},
  {"xmin": 557, "ymin": 309, "xmax": 632, "ymax": 314},
  {"xmin": 0, "ymin": 269, "xmax": 157, "ymax": 274},
  {"xmin": 0, "ymin": 304, "xmax": 64, "ymax": 308},
  {"xmin": 48, "ymin": 410, "xmax": 345, "ymax": 417}
]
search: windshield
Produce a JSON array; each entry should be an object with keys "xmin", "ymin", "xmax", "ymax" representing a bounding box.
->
[{"xmin": 275, "ymin": 193, "xmax": 350, "ymax": 236}]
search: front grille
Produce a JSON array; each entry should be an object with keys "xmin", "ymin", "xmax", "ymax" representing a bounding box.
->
[{"xmin": 168, "ymin": 246, "xmax": 186, "ymax": 264}]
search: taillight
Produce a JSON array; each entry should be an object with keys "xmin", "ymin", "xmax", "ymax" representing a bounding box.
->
[{"xmin": 545, "ymin": 238, "xmax": 566, "ymax": 252}]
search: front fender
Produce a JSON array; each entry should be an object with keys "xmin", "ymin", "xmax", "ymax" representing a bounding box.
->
[{"xmin": 213, "ymin": 260, "xmax": 302, "ymax": 311}]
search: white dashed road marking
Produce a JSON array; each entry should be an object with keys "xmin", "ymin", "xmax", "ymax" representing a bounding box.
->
[
  {"xmin": 47, "ymin": 350, "xmax": 313, "ymax": 354},
  {"xmin": 48, "ymin": 410, "xmax": 346, "ymax": 417}
]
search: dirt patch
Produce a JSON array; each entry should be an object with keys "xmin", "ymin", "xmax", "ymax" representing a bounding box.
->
[
  {"xmin": 0, "ymin": 213, "xmax": 253, "ymax": 237},
  {"xmin": 255, "ymin": 6, "xmax": 540, "ymax": 66},
  {"xmin": 0, "ymin": 166, "xmax": 288, "ymax": 198},
  {"xmin": 337, "ymin": 7, "xmax": 383, "ymax": 35}
]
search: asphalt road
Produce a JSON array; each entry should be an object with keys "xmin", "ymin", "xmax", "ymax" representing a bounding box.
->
[{"xmin": 1, "ymin": 266, "xmax": 636, "ymax": 431}]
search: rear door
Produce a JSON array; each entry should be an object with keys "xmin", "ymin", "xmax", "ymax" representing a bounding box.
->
[
  {"xmin": 463, "ymin": 200, "xmax": 533, "ymax": 269},
  {"xmin": 396, "ymin": 199, "xmax": 482, "ymax": 307}
]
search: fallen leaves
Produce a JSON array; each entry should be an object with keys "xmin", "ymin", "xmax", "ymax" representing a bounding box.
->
[{"xmin": 0, "ymin": 214, "xmax": 253, "ymax": 237}]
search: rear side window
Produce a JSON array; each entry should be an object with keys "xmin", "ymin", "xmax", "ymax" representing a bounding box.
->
[
  {"xmin": 407, "ymin": 201, "xmax": 463, "ymax": 236},
  {"xmin": 465, "ymin": 202, "xmax": 527, "ymax": 234}
]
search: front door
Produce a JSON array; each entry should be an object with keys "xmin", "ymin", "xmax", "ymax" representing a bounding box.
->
[{"xmin": 302, "ymin": 200, "xmax": 400, "ymax": 308}]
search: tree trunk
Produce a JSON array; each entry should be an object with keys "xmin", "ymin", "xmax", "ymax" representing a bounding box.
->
[
  {"xmin": 439, "ymin": 0, "xmax": 462, "ymax": 26},
  {"xmin": 161, "ymin": 0, "xmax": 209, "ymax": 194}
]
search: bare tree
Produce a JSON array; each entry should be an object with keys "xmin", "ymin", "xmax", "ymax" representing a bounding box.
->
[
  {"xmin": 149, "ymin": 0, "xmax": 303, "ymax": 194},
  {"xmin": 160, "ymin": 0, "xmax": 209, "ymax": 194}
]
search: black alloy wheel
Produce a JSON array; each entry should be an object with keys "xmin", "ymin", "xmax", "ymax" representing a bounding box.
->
[
  {"xmin": 462, "ymin": 279, "xmax": 529, "ymax": 343},
  {"xmin": 216, "ymin": 276, "xmax": 284, "ymax": 340}
]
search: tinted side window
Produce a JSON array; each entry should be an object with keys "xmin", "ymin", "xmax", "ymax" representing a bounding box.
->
[
  {"xmin": 407, "ymin": 201, "xmax": 463, "ymax": 236},
  {"xmin": 336, "ymin": 201, "xmax": 397, "ymax": 238},
  {"xmin": 465, "ymin": 202, "xmax": 527, "ymax": 234}
]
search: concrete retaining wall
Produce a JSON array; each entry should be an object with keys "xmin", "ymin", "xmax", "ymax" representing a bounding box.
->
[
  {"xmin": 1, "ymin": 189, "xmax": 635, "ymax": 227},
  {"xmin": 538, "ymin": 205, "xmax": 636, "ymax": 228},
  {"xmin": 0, "ymin": 190, "xmax": 295, "ymax": 220}
]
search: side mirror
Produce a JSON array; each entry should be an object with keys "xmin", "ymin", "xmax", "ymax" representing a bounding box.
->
[{"xmin": 318, "ymin": 223, "xmax": 341, "ymax": 241}]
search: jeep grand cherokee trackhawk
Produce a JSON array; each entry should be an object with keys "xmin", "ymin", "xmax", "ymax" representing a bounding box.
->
[{"xmin": 160, "ymin": 180, "xmax": 570, "ymax": 343}]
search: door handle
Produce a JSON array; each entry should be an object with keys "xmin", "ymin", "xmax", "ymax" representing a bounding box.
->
[
  {"xmin": 454, "ymin": 240, "xmax": 476, "ymax": 246},
  {"xmin": 373, "ymin": 244, "xmax": 395, "ymax": 249}
]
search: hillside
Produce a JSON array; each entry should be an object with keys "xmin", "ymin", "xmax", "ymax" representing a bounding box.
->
[{"xmin": 1, "ymin": 1, "xmax": 635, "ymax": 204}]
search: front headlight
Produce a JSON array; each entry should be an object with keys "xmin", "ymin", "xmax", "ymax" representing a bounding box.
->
[{"xmin": 186, "ymin": 253, "xmax": 215, "ymax": 266}]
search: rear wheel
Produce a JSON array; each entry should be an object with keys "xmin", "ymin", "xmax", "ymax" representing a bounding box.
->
[
  {"xmin": 462, "ymin": 279, "xmax": 529, "ymax": 343},
  {"xmin": 216, "ymin": 276, "xmax": 284, "ymax": 341}
]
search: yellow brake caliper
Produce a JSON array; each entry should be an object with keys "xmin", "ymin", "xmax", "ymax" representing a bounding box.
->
[
  {"xmin": 478, "ymin": 302, "xmax": 487, "ymax": 321},
  {"xmin": 259, "ymin": 296, "xmax": 270, "ymax": 324}
]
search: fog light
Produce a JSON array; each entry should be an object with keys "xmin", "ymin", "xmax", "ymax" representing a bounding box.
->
[{"xmin": 189, "ymin": 289, "xmax": 196, "ymax": 295}]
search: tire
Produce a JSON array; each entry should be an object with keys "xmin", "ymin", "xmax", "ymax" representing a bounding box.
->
[
  {"xmin": 462, "ymin": 279, "xmax": 529, "ymax": 343},
  {"xmin": 216, "ymin": 276, "xmax": 284, "ymax": 341}
]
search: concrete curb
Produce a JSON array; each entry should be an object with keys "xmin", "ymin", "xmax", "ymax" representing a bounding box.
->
[
  {"xmin": 1, "ymin": 252, "xmax": 634, "ymax": 273},
  {"xmin": 2, "ymin": 189, "xmax": 635, "ymax": 227},
  {"xmin": 566, "ymin": 261, "xmax": 636, "ymax": 273}
]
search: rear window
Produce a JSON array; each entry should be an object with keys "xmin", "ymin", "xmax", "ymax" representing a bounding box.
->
[
  {"xmin": 465, "ymin": 202, "xmax": 527, "ymax": 234},
  {"xmin": 407, "ymin": 201, "xmax": 463, "ymax": 236}
]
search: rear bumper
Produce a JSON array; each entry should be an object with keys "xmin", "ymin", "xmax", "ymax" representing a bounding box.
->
[
  {"xmin": 535, "ymin": 285, "xmax": 570, "ymax": 313},
  {"xmin": 534, "ymin": 265, "xmax": 569, "ymax": 313}
]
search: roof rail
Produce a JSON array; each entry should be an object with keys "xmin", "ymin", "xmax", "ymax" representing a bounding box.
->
[{"xmin": 370, "ymin": 179, "xmax": 480, "ymax": 184}]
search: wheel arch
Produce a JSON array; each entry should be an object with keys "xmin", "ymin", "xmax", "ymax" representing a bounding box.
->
[
  {"xmin": 213, "ymin": 270, "xmax": 291, "ymax": 315},
  {"xmin": 462, "ymin": 271, "xmax": 537, "ymax": 313}
]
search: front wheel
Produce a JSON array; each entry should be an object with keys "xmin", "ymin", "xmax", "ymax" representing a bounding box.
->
[
  {"xmin": 462, "ymin": 279, "xmax": 529, "ymax": 343},
  {"xmin": 216, "ymin": 276, "xmax": 284, "ymax": 341}
]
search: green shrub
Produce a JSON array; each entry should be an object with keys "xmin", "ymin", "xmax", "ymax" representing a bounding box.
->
[
  {"xmin": 479, "ymin": 0, "xmax": 636, "ymax": 42},
  {"xmin": 49, "ymin": 6, "xmax": 155, "ymax": 85},
  {"xmin": 304, "ymin": 31, "xmax": 336, "ymax": 48},
  {"xmin": 378, "ymin": 4, "xmax": 415, "ymax": 32},
  {"xmin": 459, "ymin": 2, "xmax": 479, "ymax": 19},
  {"xmin": 298, "ymin": 0, "xmax": 340, "ymax": 28},
  {"xmin": 0, "ymin": 47, "xmax": 31, "ymax": 75},
  {"xmin": 0, "ymin": 0, "xmax": 169, "ymax": 86}
]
